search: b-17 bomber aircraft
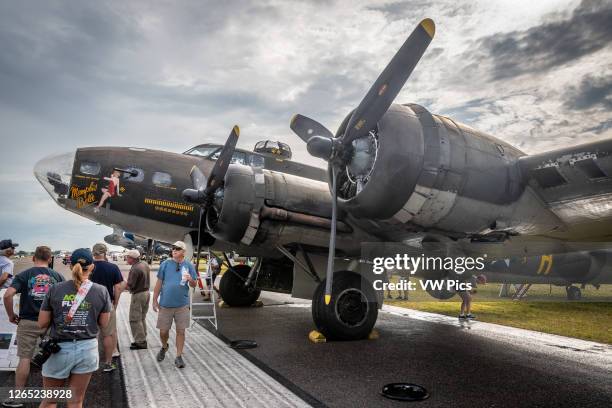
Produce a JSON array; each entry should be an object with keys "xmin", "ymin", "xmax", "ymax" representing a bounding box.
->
[{"xmin": 35, "ymin": 18, "xmax": 612, "ymax": 340}]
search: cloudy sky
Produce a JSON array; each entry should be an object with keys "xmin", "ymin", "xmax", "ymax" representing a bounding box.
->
[{"xmin": 1, "ymin": 0, "xmax": 610, "ymax": 251}]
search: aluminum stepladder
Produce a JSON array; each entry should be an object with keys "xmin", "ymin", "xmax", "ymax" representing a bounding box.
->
[{"xmin": 190, "ymin": 248, "xmax": 218, "ymax": 330}]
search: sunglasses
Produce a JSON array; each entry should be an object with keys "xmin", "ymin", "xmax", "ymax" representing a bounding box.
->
[{"xmin": 172, "ymin": 247, "xmax": 184, "ymax": 251}]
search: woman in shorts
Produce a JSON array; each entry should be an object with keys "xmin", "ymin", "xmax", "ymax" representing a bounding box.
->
[{"xmin": 38, "ymin": 248, "xmax": 112, "ymax": 408}]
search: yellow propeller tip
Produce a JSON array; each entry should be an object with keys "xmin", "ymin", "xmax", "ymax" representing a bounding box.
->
[
  {"xmin": 420, "ymin": 18, "xmax": 435, "ymax": 38},
  {"xmin": 324, "ymin": 294, "xmax": 331, "ymax": 305},
  {"xmin": 233, "ymin": 125, "xmax": 240, "ymax": 136}
]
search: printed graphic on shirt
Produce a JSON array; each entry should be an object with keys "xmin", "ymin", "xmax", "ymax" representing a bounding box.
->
[
  {"xmin": 59, "ymin": 294, "xmax": 92, "ymax": 333},
  {"xmin": 28, "ymin": 274, "xmax": 60, "ymax": 302}
]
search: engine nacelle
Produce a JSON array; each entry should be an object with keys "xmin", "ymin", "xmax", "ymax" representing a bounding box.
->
[
  {"xmin": 205, "ymin": 164, "xmax": 336, "ymax": 245},
  {"xmin": 330, "ymin": 103, "xmax": 554, "ymax": 236},
  {"xmin": 104, "ymin": 233, "xmax": 134, "ymax": 249}
]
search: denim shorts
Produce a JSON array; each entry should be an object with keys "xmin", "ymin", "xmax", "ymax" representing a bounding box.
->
[{"xmin": 42, "ymin": 338, "xmax": 99, "ymax": 379}]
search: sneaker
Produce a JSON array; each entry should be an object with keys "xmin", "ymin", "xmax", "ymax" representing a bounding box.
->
[
  {"xmin": 458, "ymin": 314, "xmax": 466, "ymax": 319},
  {"xmin": 112, "ymin": 350, "xmax": 121, "ymax": 358},
  {"xmin": 130, "ymin": 342, "xmax": 148, "ymax": 350},
  {"xmin": 157, "ymin": 346, "xmax": 168, "ymax": 362},
  {"xmin": 174, "ymin": 355, "xmax": 186, "ymax": 368},
  {"xmin": 2, "ymin": 399, "xmax": 24, "ymax": 407},
  {"xmin": 466, "ymin": 313, "xmax": 476, "ymax": 319},
  {"xmin": 101, "ymin": 362, "xmax": 117, "ymax": 372}
]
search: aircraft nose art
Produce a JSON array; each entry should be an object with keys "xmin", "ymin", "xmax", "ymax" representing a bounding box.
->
[{"xmin": 33, "ymin": 151, "xmax": 76, "ymax": 206}]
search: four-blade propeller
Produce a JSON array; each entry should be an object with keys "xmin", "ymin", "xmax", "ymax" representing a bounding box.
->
[{"xmin": 290, "ymin": 18, "xmax": 435, "ymax": 305}]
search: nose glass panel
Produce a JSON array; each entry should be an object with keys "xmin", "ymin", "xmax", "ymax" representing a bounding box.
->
[{"xmin": 34, "ymin": 151, "xmax": 76, "ymax": 206}]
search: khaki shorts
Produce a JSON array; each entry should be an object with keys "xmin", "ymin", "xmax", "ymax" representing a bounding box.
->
[
  {"xmin": 99, "ymin": 308, "xmax": 117, "ymax": 337},
  {"xmin": 17, "ymin": 319, "xmax": 47, "ymax": 359},
  {"xmin": 156, "ymin": 306, "xmax": 190, "ymax": 331}
]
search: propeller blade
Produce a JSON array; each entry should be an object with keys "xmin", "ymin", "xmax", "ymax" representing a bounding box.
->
[
  {"xmin": 290, "ymin": 114, "xmax": 334, "ymax": 143},
  {"xmin": 190, "ymin": 165, "xmax": 207, "ymax": 190},
  {"xmin": 324, "ymin": 168, "xmax": 339, "ymax": 305},
  {"xmin": 206, "ymin": 125, "xmax": 240, "ymax": 194},
  {"xmin": 343, "ymin": 18, "xmax": 435, "ymax": 146}
]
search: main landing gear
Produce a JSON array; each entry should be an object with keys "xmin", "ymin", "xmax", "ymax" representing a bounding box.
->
[
  {"xmin": 311, "ymin": 270, "xmax": 378, "ymax": 341},
  {"xmin": 219, "ymin": 262, "xmax": 261, "ymax": 307}
]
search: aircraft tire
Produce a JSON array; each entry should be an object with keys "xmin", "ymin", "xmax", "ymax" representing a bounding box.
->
[
  {"xmin": 219, "ymin": 265, "xmax": 261, "ymax": 307},
  {"xmin": 312, "ymin": 270, "xmax": 378, "ymax": 341},
  {"xmin": 566, "ymin": 286, "xmax": 581, "ymax": 301}
]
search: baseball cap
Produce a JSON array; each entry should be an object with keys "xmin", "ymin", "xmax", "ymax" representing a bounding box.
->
[
  {"xmin": 0, "ymin": 239, "xmax": 19, "ymax": 250},
  {"xmin": 172, "ymin": 241, "xmax": 186, "ymax": 250},
  {"xmin": 92, "ymin": 242, "xmax": 108, "ymax": 256},
  {"xmin": 126, "ymin": 249, "xmax": 141, "ymax": 259},
  {"xmin": 71, "ymin": 248, "xmax": 94, "ymax": 267}
]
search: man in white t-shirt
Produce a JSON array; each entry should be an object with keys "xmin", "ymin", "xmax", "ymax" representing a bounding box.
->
[{"xmin": 0, "ymin": 239, "xmax": 18, "ymax": 289}]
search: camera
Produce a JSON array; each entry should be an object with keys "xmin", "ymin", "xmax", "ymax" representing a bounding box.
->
[{"xmin": 31, "ymin": 338, "xmax": 61, "ymax": 367}]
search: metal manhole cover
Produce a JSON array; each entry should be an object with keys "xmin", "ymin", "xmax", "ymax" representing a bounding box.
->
[
  {"xmin": 381, "ymin": 383, "xmax": 429, "ymax": 401},
  {"xmin": 229, "ymin": 340, "xmax": 258, "ymax": 349}
]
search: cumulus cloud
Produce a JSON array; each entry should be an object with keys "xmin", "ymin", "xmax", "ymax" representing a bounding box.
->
[
  {"xmin": 476, "ymin": 0, "xmax": 612, "ymax": 80},
  {"xmin": 0, "ymin": 0, "xmax": 610, "ymax": 249},
  {"xmin": 564, "ymin": 74, "xmax": 612, "ymax": 110}
]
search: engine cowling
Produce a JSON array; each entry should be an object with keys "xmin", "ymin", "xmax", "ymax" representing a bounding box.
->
[
  {"xmin": 334, "ymin": 104, "xmax": 425, "ymax": 219},
  {"xmin": 328, "ymin": 103, "xmax": 545, "ymax": 237}
]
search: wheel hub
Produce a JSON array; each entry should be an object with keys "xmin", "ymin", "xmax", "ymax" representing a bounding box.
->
[{"xmin": 334, "ymin": 288, "xmax": 368, "ymax": 327}]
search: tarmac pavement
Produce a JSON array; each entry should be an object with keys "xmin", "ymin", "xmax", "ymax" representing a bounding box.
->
[
  {"xmin": 212, "ymin": 292, "xmax": 612, "ymax": 408},
  {"xmin": 2, "ymin": 257, "xmax": 612, "ymax": 407}
]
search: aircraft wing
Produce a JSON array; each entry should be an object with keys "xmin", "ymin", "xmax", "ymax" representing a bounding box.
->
[{"xmin": 519, "ymin": 139, "xmax": 612, "ymax": 231}]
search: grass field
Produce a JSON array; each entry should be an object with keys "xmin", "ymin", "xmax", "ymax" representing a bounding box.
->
[{"xmin": 384, "ymin": 281, "xmax": 612, "ymax": 344}]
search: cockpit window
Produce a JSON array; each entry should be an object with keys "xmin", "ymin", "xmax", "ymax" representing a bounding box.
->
[
  {"xmin": 207, "ymin": 150, "xmax": 246, "ymax": 165},
  {"xmin": 230, "ymin": 152, "xmax": 246, "ymax": 165},
  {"xmin": 122, "ymin": 167, "xmax": 144, "ymax": 182},
  {"xmin": 185, "ymin": 146, "xmax": 221, "ymax": 158},
  {"xmin": 152, "ymin": 172, "xmax": 172, "ymax": 187},
  {"xmin": 249, "ymin": 154, "xmax": 265, "ymax": 168},
  {"xmin": 79, "ymin": 161, "xmax": 100, "ymax": 176}
]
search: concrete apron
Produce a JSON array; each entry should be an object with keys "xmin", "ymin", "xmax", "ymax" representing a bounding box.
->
[{"xmin": 115, "ymin": 293, "xmax": 311, "ymax": 408}]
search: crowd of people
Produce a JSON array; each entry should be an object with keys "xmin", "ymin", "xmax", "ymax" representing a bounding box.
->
[{"xmin": 1, "ymin": 239, "xmax": 200, "ymax": 408}]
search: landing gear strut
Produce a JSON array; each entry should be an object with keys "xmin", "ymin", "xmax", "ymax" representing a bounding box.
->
[
  {"xmin": 566, "ymin": 285, "xmax": 581, "ymax": 301},
  {"xmin": 312, "ymin": 270, "xmax": 378, "ymax": 341},
  {"xmin": 146, "ymin": 239, "xmax": 153, "ymax": 265}
]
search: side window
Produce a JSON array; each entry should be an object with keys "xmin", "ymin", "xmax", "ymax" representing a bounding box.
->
[
  {"xmin": 249, "ymin": 155, "xmax": 265, "ymax": 168},
  {"xmin": 231, "ymin": 152, "xmax": 246, "ymax": 165},
  {"xmin": 122, "ymin": 167, "xmax": 144, "ymax": 182},
  {"xmin": 79, "ymin": 162, "xmax": 100, "ymax": 175},
  {"xmin": 152, "ymin": 172, "xmax": 172, "ymax": 187}
]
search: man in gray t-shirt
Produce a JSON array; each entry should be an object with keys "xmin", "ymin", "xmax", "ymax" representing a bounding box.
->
[{"xmin": 41, "ymin": 280, "xmax": 112, "ymax": 340}]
